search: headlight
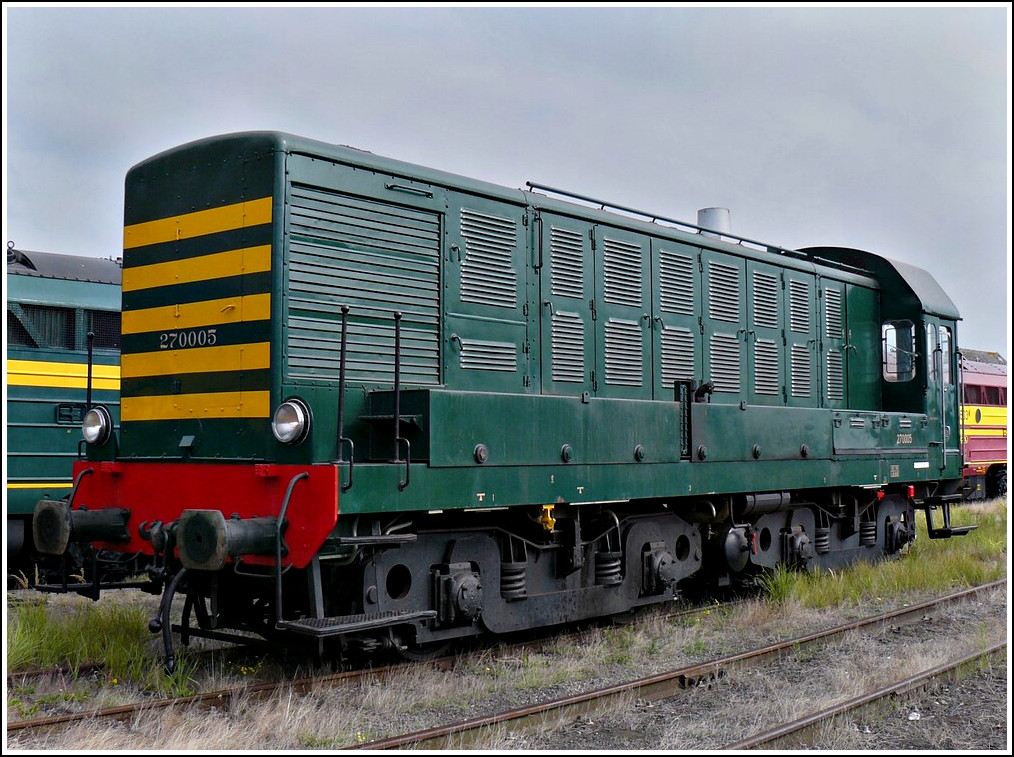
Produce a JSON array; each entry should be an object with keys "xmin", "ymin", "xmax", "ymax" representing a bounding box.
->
[
  {"xmin": 82, "ymin": 406, "xmax": 112, "ymax": 445},
  {"xmin": 272, "ymin": 399, "xmax": 310, "ymax": 444}
]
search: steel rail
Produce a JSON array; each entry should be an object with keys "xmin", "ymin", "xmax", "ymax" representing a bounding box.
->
[
  {"xmin": 5, "ymin": 592, "xmax": 739, "ymax": 734},
  {"xmin": 723, "ymin": 641, "xmax": 1008, "ymax": 750},
  {"xmin": 8, "ymin": 580, "xmax": 1003, "ymax": 740},
  {"xmin": 346, "ymin": 579, "xmax": 1006, "ymax": 750}
]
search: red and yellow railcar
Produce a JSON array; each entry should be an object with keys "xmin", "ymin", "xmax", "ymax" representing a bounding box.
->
[{"xmin": 959, "ymin": 349, "xmax": 1007, "ymax": 499}]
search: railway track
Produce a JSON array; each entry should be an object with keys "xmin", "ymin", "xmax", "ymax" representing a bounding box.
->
[
  {"xmin": 723, "ymin": 642, "xmax": 1007, "ymax": 750},
  {"xmin": 7, "ymin": 581, "xmax": 1004, "ymax": 748},
  {"xmin": 342, "ymin": 580, "xmax": 1007, "ymax": 750},
  {"xmin": 5, "ymin": 590, "xmax": 746, "ymax": 736}
]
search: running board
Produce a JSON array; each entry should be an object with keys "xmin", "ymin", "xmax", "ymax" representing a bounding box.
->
[
  {"xmin": 277, "ymin": 609, "xmax": 437, "ymax": 638},
  {"xmin": 919, "ymin": 496, "xmax": 978, "ymax": 539}
]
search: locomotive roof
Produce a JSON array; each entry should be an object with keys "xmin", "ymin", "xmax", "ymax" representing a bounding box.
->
[
  {"xmin": 136, "ymin": 132, "xmax": 965, "ymax": 309},
  {"xmin": 134, "ymin": 131, "xmax": 887, "ymax": 283},
  {"xmin": 7, "ymin": 247, "xmax": 122, "ymax": 285},
  {"xmin": 802, "ymin": 246, "xmax": 960, "ymax": 321}
]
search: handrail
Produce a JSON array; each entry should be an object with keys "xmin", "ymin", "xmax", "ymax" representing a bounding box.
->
[
  {"xmin": 524, "ymin": 180, "xmax": 869, "ymax": 275},
  {"xmin": 336, "ymin": 305, "xmax": 354, "ymax": 492},
  {"xmin": 393, "ymin": 312, "xmax": 410, "ymax": 491},
  {"xmin": 274, "ymin": 472, "xmax": 310, "ymax": 627}
]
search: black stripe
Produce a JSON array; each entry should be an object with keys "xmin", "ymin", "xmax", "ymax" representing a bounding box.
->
[
  {"xmin": 124, "ymin": 134, "xmax": 278, "ymax": 226},
  {"xmin": 122, "ymin": 369, "xmax": 272, "ymax": 398},
  {"xmin": 119, "ymin": 419, "xmax": 275, "ymax": 459},
  {"xmin": 123, "ymin": 271, "xmax": 272, "ymax": 311},
  {"xmin": 121, "ymin": 320, "xmax": 272, "ymax": 352},
  {"xmin": 122, "ymin": 224, "xmax": 273, "ymax": 268}
]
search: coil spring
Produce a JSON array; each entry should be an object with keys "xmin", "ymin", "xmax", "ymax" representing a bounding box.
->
[
  {"xmin": 860, "ymin": 520, "xmax": 877, "ymax": 546},
  {"xmin": 500, "ymin": 561, "xmax": 527, "ymax": 600},
  {"xmin": 814, "ymin": 527, "xmax": 831, "ymax": 555},
  {"xmin": 595, "ymin": 551, "xmax": 623, "ymax": 586}
]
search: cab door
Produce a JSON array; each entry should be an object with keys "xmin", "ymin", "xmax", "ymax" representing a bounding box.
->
[
  {"xmin": 925, "ymin": 317, "xmax": 961, "ymax": 475},
  {"xmin": 842, "ymin": 283, "xmax": 881, "ymax": 409}
]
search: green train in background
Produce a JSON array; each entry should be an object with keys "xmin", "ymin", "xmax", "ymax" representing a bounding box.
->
[
  {"xmin": 6, "ymin": 244, "xmax": 122, "ymax": 580},
  {"xmin": 33, "ymin": 133, "xmax": 973, "ymax": 667}
]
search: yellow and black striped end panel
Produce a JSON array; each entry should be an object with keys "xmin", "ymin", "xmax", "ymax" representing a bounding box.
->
[
  {"xmin": 6, "ymin": 360, "xmax": 120, "ymax": 391},
  {"xmin": 120, "ymin": 197, "xmax": 274, "ymax": 422}
]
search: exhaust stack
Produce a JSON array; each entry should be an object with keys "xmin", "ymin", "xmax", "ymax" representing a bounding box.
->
[{"xmin": 697, "ymin": 207, "xmax": 731, "ymax": 239}]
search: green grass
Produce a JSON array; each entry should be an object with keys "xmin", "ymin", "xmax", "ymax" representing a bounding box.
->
[
  {"xmin": 761, "ymin": 497, "xmax": 1007, "ymax": 609},
  {"xmin": 601, "ymin": 625, "xmax": 637, "ymax": 664},
  {"xmin": 6, "ymin": 594, "xmax": 199, "ymax": 695},
  {"xmin": 299, "ymin": 732, "xmax": 360, "ymax": 749}
]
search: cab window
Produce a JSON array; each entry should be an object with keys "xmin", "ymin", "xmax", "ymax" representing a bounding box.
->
[{"xmin": 883, "ymin": 320, "xmax": 916, "ymax": 382}]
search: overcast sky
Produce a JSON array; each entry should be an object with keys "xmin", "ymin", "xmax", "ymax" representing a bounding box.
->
[{"xmin": 3, "ymin": 3, "xmax": 1010, "ymax": 355}]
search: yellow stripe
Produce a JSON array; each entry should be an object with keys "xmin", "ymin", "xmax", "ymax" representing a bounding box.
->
[
  {"xmin": 124, "ymin": 197, "xmax": 273, "ymax": 250},
  {"xmin": 962, "ymin": 407, "xmax": 1008, "ymax": 423},
  {"xmin": 122, "ymin": 342, "xmax": 271, "ymax": 378},
  {"xmin": 961, "ymin": 407, "xmax": 1008, "ymax": 444},
  {"xmin": 122, "ymin": 245, "xmax": 272, "ymax": 292},
  {"xmin": 7, "ymin": 360, "xmax": 120, "ymax": 390},
  {"xmin": 121, "ymin": 293, "xmax": 271, "ymax": 335},
  {"xmin": 122, "ymin": 391, "xmax": 271, "ymax": 421},
  {"xmin": 7, "ymin": 360, "xmax": 120, "ymax": 379},
  {"xmin": 7, "ymin": 483, "xmax": 74, "ymax": 490},
  {"xmin": 7, "ymin": 375, "xmax": 120, "ymax": 391}
]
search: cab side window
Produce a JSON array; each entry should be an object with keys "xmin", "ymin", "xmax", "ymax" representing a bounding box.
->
[{"xmin": 883, "ymin": 320, "xmax": 916, "ymax": 382}]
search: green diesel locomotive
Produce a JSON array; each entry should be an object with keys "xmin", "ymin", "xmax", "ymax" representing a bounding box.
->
[
  {"xmin": 33, "ymin": 132, "xmax": 971, "ymax": 666},
  {"xmin": 6, "ymin": 245, "xmax": 122, "ymax": 581}
]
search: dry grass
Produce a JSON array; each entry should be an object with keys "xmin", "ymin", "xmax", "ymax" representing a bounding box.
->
[
  {"xmin": 653, "ymin": 584, "xmax": 1008, "ymax": 750},
  {"xmin": 9, "ymin": 585, "xmax": 1005, "ymax": 751}
]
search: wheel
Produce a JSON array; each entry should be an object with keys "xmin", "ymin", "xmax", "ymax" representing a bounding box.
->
[
  {"xmin": 388, "ymin": 628, "xmax": 452, "ymax": 661},
  {"xmin": 607, "ymin": 609, "xmax": 639, "ymax": 626},
  {"xmin": 395, "ymin": 640, "xmax": 453, "ymax": 662},
  {"xmin": 986, "ymin": 467, "xmax": 1007, "ymax": 500}
]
